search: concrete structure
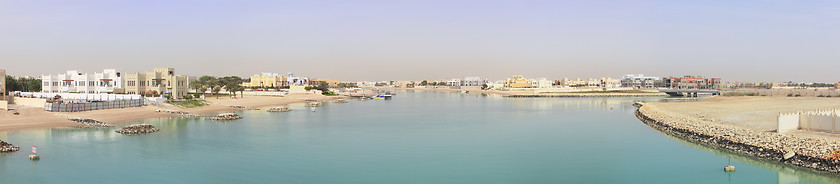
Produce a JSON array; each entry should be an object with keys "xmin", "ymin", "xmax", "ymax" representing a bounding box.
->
[
  {"xmin": 620, "ymin": 74, "xmax": 659, "ymax": 89},
  {"xmin": 124, "ymin": 68, "xmax": 189, "ymax": 99},
  {"xmin": 777, "ymin": 109, "xmax": 840, "ymax": 133},
  {"xmin": 662, "ymin": 75, "xmax": 721, "ymax": 89},
  {"xmin": 531, "ymin": 78, "xmax": 554, "ymax": 88},
  {"xmin": 286, "ymin": 73, "xmax": 309, "ymax": 86},
  {"xmin": 242, "ymin": 73, "xmax": 287, "ymax": 88},
  {"xmin": 41, "ymin": 69, "xmax": 123, "ymax": 94},
  {"xmin": 505, "ymin": 75, "xmax": 532, "ymax": 88}
]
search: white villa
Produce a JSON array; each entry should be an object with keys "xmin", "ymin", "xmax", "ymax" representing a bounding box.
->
[{"xmin": 42, "ymin": 69, "xmax": 124, "ymax": 94}]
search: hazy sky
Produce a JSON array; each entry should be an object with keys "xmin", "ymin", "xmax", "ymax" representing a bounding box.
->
[{"xmin": 1, "ymin": 0, "xmax": 838, "ymax": 82}]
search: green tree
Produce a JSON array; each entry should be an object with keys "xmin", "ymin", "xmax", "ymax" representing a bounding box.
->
[{"xmin": 420, "ymin": 80, "xmax": 428, "ymax": 86}]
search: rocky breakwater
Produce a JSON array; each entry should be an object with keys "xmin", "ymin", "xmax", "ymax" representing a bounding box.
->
[
  {"xmin": 68, "ymin": 118, "xmax": 114, "ymax": 127},
  {"xmin": 333, "ymin": 99, "xmax": 349, "ymax": 104},
  {"xmin": 1, "ymin": 140, "xmax": 20, "ymax": 152},
  {"xmin": 156, "ymin": 109, "xmax": 201, "ymax": 117},
  {"xmin": 306, "ymin": 102, "xmax": 323, "ymax": 107},
  {"xmin": 267, "ymin": 107, "xmax": 292, "ymax": 112},
  {"xmin": 230, "ymin": 106, "xmax": 259, "ymax": 110},
  {"xmin": 115, "ymin": 124, "xmax": 160, "ymax": 135},
  {"xmin": 210, "ymin": 113, "xmax": 243, "ymax": 121},
  {"xmin": 635, "ymin": 104, "xmax": 840, "ymax": 174}
]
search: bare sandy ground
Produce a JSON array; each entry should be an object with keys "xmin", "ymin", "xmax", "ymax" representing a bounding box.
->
[
  {"xmin": 0, "ymin": 94, "xmax": 344, "ymax": 132},
  {"xmin": 647, "ymin": 96, "xmax": 840, "ymax": 139}
]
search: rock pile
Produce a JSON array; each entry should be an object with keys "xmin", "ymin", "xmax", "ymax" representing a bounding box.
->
[
  {"xmin": 68, "ymin": 118, "xmax": 114, "ymax": 127},
  {"xmin": 306, "ymin": 102, "xmax": 323, "ymax": 107},
  {"xmin": 156, "ymin": 109, "xmax": 200, "ymax": 117},
  {"xmin": 636, "ymin": 104, "xmax": 840, "ymax": 173},
  {"xmin": 267, "ymin": 107, "xmax": 292, "ymax": 112},
  {"xmin": 210, "ymin": 113, "xmax": 243, "ymax": 121},
  {"xmin": 0, "ymin": 140, "xmax": 20, "ymax": 152},
  {"xmin": 230, "ymin": 106, "xmax": 258, "ymax": 110},
  {"xmin": 115, "ymin": 124, "xmax": 160, "ymax": 134},
  {"xmin": 333, "ymin": 99, "xmax": 349, "ymax": 104}
]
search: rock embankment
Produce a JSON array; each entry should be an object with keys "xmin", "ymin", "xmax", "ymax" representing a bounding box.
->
[
  {"xmin": 68, "ymin": 118, "xmax": 114, "ymax": 127},
  {"xmin": 267, "ymin": 107, "xmax": 292, "ymax": 112},
  {"xmin": 115, "ymin": 124, "xmax": 160, "ymax": 134},
  {"xmin": 210, "ymin": 113, "xmax": 243, "ymax": 121},
  {"xmin": 636, "ymin": 104, "xmax": 840, "ymax": 173},
  {"xmin": 0, "ymin": 140, "xmax": 20, "ymax": 152}
]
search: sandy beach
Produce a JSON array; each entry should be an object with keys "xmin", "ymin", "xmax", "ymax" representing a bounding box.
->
[{"xmin": 0, "ymin": 94, "xmax": 344, "ymax": 132}]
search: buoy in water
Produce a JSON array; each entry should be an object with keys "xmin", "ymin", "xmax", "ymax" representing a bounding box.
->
[
  {"xmin": 311, "ymin": 107, "xmax": 316, "ymax": 112},
  {"xmin": 724, "ymin": 157, "xmax": 735, "ymax": 172},
  {"xmin": 29, "ymin": 155, "xmax": 40, "ymax": 160}
]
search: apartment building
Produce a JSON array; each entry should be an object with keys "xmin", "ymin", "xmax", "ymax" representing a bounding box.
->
[
  {"xmin": 662, "ymin": 76, "xmax": 721, "ymax": 89},
  {"xmin": 124, "ymin": 68, "xmax": 189, "ymax": 99},
  {"xmin": 286, "ymin": 73, "xmax": 310, "ymax": 86},
  {"xmin": 242, "ymin": 73, "xmax": 287, "ymax": 88},
  {"xmin": 41, "ymin": 69, "xmax": 124, "ymax": 94},
  {"xmin": 505, "ymin": 75, "xmax": 533, "ymax": 88},
  {"xmin": 620, "ymin": 74, "xmax": 660, "ymax": 89}
]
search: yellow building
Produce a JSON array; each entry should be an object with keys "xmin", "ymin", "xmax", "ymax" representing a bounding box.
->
[
  {"xmin": 505, "ymin": 75, "xmax": 533, "ymax": 88},
  {"xmin": 124, "ymin": 68, "xmax": 189, "ymax": 99},
  {"xmin": 242, "ymin": 73, "xmax": 287, "ymax": 88},
  {"xmin": 0, "ymin": 69, "xmax": 6, "ymax": 110}
]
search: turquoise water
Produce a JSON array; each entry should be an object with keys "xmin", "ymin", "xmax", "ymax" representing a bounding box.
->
[{"xmin": 2, "ymin": 90, "xmax": 839, "ymax": 183}]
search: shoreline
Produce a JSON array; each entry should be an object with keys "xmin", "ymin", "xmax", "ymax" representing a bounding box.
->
[
  {"xmin": 635, "ymin": 104, "xmax": 840, "ymax": 174},
  {"xmin": 0, "ymin": 94, "xmax": 347, "ymax": 133},
  {"xmin": 383, "ymin": 87, "xmax": 669, "ymax": 97}
]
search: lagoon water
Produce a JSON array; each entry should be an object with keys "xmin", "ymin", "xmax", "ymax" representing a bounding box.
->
[{"xmin": 2, "ymin": 91, "xmax": 840, "ymax": 183}]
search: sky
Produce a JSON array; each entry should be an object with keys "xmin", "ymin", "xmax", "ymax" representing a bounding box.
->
[{"xmin": 1, "ymin": 0, "xmax": 838, "ymax": 82}]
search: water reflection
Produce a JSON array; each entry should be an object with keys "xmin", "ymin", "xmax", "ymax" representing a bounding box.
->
[{"xmin": 657, "ymin": 129, "xmax": 840, "ymax": 184}]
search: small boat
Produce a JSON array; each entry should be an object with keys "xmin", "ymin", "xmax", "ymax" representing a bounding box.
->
[{"xmin": 378, "ymin": 95, "xmax": 392, "ymax": 100}]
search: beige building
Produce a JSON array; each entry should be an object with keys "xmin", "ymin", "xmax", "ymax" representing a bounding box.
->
[
  {"xmin": 1, "ymin": 69, "xmax": 6, "ymax": 110},
  {"xmin": 242, "ymin": 73, "xmax": 287, "ymax": 88},
  {"xmin": 505, "ymin": 75, "xmax": 533, "ymax": 88},
  {"xmin": 124, "ymin": 68, "xmax": 189, "ymax": 99}
]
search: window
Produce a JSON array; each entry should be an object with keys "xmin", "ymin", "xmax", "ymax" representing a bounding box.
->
[
  {"xmin": 44, "ymin": 82, "xmax": 49, "ymax": 86},
  {"xmin": 90, "ymin": 81, "xmax": 95, "ymax": 86}
]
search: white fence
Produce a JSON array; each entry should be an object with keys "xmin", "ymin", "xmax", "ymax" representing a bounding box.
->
[
  {"xmin": 777, "ymin": 109, "xmax": 840, "ymax": 133},
  {"xmin": 44, "ymin": 99, "xmax": 144, "ymax": 112},
  {"xmin": 20, "ymin": 92, "xmax": 142, "ymax": 101}
]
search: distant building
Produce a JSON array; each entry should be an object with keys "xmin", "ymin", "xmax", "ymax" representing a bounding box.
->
[
  {"xmin": 311, "ymin": 79, "xmax": 340, "ymax": 87},
  {"xmin": 286, "ymin": 73, "xmax": 309, "ymax": 86},
  {"xmin": 505, "ymin": 75, "xmax": 533, "ymax": 88},
  {"xmin": 1, "ymin": 69, "xmax": 6, "ymax": 110},
  {"xmin": 124, "ymin": 67, "xmax": 189, "ymax": 99},
  {"xmin": 836, "ymin": 82, "xmax": 840, "ymax": 89},
  {"xmin": 242, "ymin": 73, "xmax": 287, "ymax": 88},
  {"xmin": 462, "ymin": 77, "xmax": 487, "ymax": 87},
  {"xmin": 662, "ymin": 75, "xmax": 721, "ymax": 89},
  {"xmin": 600, "ymin": 77, "xmax": 621, "ymax": 88},
  {"xmin": 620, "ymin": 74, "xmax": 659, "ymax": 89},
  {"xmin": 446, "ymin": 78, "xmax": 462, "ymax": 86},
  {"xmin": 41, "ymin": 69, "xmax": 124, "ymax": 94},
  {"xmin": 531, "ymin": 78, "xmax": 554, "ymax": 88}
]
